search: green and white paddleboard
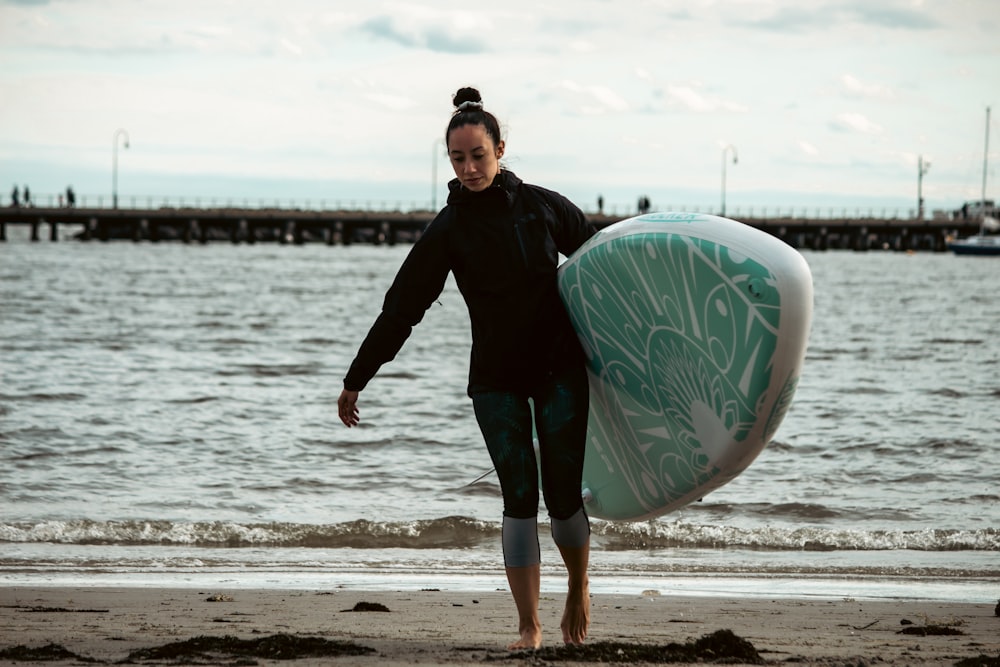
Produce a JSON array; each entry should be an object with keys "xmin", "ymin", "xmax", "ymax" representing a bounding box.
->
[{"xmin": 558, "ymin": 212, "xmax": 813, "ymax": 521}]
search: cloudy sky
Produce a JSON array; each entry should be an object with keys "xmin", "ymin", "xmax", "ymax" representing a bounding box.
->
[{"xmin": 1, "ymin": 0, "xmax": 997, "ymax": 215}]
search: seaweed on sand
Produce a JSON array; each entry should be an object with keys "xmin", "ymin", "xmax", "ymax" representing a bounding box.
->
[
  {"xmin": 497, "ymin": 628, "xmax": 764, "ymax": 664},
  {"xmin": 122, "ymin": 634, "xmax": 375, "ymax": 663},
  {"xmin": 0, "ymin": 643, "xmax": 98, "ymax": 662}
]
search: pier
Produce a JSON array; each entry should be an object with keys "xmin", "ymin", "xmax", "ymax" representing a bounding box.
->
[{"xmin": 0, "ymin": 205, "xmax": 982, "ymax": 251}]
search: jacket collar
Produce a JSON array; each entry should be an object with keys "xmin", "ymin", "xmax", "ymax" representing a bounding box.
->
[{"xmin": 447, "ymin": 169, "xmax": 521, "ymax": 208}]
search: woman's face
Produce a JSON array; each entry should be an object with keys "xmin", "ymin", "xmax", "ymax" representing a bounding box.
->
[{"xmin": 448, "ymin": 124, "xmax": 504, "ymax": 192}]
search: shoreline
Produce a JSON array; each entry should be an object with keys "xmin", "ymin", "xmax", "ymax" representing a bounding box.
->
[
  {"xmin": 3, "ymin": 567, "xmax": 999, "ymax": 605},
  {"xmin": 2, "ymin": 585, "xmax": 998, "ymax": 666}
]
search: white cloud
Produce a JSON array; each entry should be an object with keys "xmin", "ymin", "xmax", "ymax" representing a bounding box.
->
[
  {"xmin": 359, "ymin": 4, "xmax": 493, "ymax": 53},
  {"xmin": 664, "ymin": 84, "xmax": 749, "ymax": 114},
  {"xmin": 361, "ymin": 92, "xmax": 419, "ymax": 112},
  {"xmin": 797, "ymin": 140, "xmax": 820, "ymax": 156},
  {"xmin": 280, "ymin": 38, "xmax": 304, "ymax": 56},
  {"xmin": 568, "ymin": 39, "xmax": 597, "ymax": 53},
  {"xmin": 831, "ymin": 112, "xmax": 885, "ymax": 135},
  {"xmin": 839, "ymin": 74, "xmax": 894, "ymax": 100},
  {"xmin": 554, "ymin": 81, "xmax": 630, "ymax": 115}
]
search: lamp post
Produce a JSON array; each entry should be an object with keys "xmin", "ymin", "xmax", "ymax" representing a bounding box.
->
[
  {"xmin": 917, "ymin": 155, "xmax": 930, "ymax": 220},
  {"xmin": 721, "ymin": 144, "xmax": 738, "ymax": 217},
  {"xmin": 431, "ymin": 137, "xmax": 446, "ymax": 210},
  {"xmin": 981, "ymin": 106, "xmax": 991, "ymax": 224},
  {"xmin": 113, "ymin": 128, "xmax": 130, "ymax": 209}
]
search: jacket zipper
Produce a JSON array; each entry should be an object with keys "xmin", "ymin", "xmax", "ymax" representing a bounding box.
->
[{"xmin": 513, "ymin": 221, "xmax": 529, "ymax": 268}]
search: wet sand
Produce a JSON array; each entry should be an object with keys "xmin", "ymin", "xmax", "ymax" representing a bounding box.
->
[{"xmin": 1, "ymin": 586, "xmax": 998, "ymax": 666}]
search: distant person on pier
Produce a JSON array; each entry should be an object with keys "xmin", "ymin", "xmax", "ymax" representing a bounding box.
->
[
  {"xmin": 338, "ymin": 86, "xmax": 597, "ymax": 651},
  {"xmin": 10, "ymin": 185, "xmax": 19, "ymax": 207},
  {"xmin": 597, "ymin": 194, "xmax": 604, "ymax": 214},
  {"xmin": 23, "ymin": 185, "xmax": 31, "ymax": 207},
  {"xmin": 66, "ymin": 186, "xmax": 76, "ymax": 208}
]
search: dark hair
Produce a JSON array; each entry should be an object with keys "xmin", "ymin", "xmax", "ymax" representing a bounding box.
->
[{"xmin": 446, "ymin": 87, "xmax": 502, "ymax": 149}]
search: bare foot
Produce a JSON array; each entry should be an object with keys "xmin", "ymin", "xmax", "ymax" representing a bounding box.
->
[
  {"xmin": 505, "ymin": 563, "xmax": 542, "ymax": 650},
  {"xmin": 561, "ymin": 578, "xmax": 590, "ymax": 644},
  {"xmin": 508, "ymin": 622, "xmax": 542, "ymax": 651}
]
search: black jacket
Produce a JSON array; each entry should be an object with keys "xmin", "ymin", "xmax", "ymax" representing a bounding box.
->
[{"xmin": 343, "ymin": 170, "xmax": 596, "ymax": 395}]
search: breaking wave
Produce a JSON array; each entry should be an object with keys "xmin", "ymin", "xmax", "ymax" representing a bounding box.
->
[{"xmin": 1, "ymin": 518, "xmax": 996, "ymax": 552}]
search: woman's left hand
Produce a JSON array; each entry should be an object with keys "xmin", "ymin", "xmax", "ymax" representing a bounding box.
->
[{"xmin": 338, "ymin": 389, "xmax": 360, "ymax": 427}]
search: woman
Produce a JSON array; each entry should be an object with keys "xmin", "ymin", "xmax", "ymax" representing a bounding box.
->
[{"xmin": 338, "ymin": 87, "xmax": 596, "ymax": 649}]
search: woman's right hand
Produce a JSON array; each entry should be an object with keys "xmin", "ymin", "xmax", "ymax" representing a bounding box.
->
[{"xmin": 338, "ymin": 389, "xmax": 360, "ymax": 427}]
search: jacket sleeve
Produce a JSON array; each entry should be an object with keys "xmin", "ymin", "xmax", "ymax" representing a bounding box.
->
[
  {"xmin": 343, "ymin": 215, "xmax": 452, "ymax": 391},
  {"xmin": 537, "ymin": 188, "xmax": 597, "ymax": 256}
]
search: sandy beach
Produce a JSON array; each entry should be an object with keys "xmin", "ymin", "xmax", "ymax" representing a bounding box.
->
[{"xmin": 1, "ymin": 586, "xmax": 997, "ymax": 666}]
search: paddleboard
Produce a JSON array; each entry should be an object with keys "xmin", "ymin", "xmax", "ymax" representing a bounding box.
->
[{"xmin": 558, "ymin": 212, "xmax": 813, "ymax": 521}]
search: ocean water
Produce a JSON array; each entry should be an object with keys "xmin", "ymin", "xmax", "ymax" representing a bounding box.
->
[{"xmin": 1, "ymin": 228, "xmax": 998, "ymax": 602}]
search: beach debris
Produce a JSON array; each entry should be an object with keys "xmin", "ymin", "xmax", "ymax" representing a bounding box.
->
[
  {"xmin": 499, "ymin": 628, "xmax": 763, "ymax": 664},
  {"xmin": 898, "ymin": 624, "xmax": 965, "ymax": 636},
  {"xmin": 896, "ymin": 611, "xmax": 969, "ymax": 636},
  {"xmin": 205, "ymin": 593, "xmax": 234, "ymax": 602},
  {"xmin": 918, "ymin": 612, "xmax": 965, "ymax": 627},
  {"xmin": 640, "ymin": 589, "xmax": 661, "ymax": 597},
  {"xmin": 851, "ymin": 619, "xmax": 881, "ymax": 630},
  {"xmin": 124, "ymin": 633, "xmax": 375, "ymax": 662},
  {"xmin": 341, "ymin": 601, "xmax": 390, "ymax": 612},
  {"xmin": 9, "ymin": 605, "xmax": 109, "ymax": 613}
]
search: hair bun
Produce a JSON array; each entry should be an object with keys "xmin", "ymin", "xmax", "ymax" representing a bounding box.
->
[
  {"xmin": 453, "ymin": 87, "xmax": 483, "ymax": 110},
  {"xmin": 445, "ymin": 86, "xmax": 502, "ymax": 151}
]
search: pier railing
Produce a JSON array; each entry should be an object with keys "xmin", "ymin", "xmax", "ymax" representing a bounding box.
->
[
  {"xmin": 7, "ymin": 191, "xmax": 933, "ymax": 220},
  {"xmin": 0, "ymin": 202, "xmax": 982, "ymax": 252}
]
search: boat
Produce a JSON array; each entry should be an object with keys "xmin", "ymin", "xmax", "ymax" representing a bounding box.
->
[
  {"xmin": 950, "ymin": 107, "xmax": 999, "ymax": 256},
  {"xmin": 948, "ymin": 224, "xmax": 1000, "ymax": 255}
]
